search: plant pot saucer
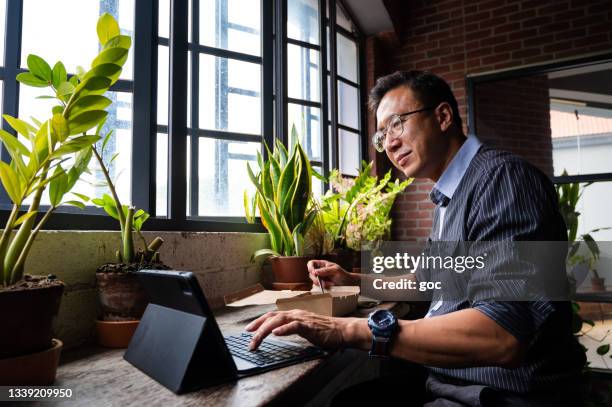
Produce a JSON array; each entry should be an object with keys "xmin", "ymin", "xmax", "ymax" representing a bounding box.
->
[
  {"xmin": 0, "ymin": 339, "xmax": 63, "ymax": 385},
  {"xmin": 96, "ymin": 319, "xmax": 139, "ymax": 348}
]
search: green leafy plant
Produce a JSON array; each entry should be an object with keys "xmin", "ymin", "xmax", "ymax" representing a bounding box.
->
[
  {"xmin": 244, "ymin": 126, "xmax": 317, "ymax": 260},
  {"xmin": 0, "ymin": 13, "xmax": 129, "ymax": 287},
  {"xmin": 320, "ymin": 161, "xmax": 412, "ymax": 252},
  {"xmin": 556, "ymin": 173, "xmax": 611, "ymax": 362},
  {"xmin": 88, "ymin": 124, "xmax": 164, "ymax": 264}
]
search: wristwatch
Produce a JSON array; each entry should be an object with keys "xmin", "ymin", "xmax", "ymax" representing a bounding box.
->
[{"xmin": 367, "ymin": 309, "xmax": 398, "ymax": 358}]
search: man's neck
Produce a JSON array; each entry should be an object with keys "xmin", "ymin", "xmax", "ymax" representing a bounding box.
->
[{"xmin": 430, "ymin": 133, "xmax": 467, "ymax": 182}]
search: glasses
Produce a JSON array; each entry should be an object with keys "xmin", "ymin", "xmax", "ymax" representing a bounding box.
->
[{"xmin": 371, "ymin": 106, "xmax": 436, "ymax": 152}]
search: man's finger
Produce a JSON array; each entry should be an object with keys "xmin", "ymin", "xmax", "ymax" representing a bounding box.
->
[
  {"xmin": 313, "ymin": 266, "xmax": 339, "ymax": 277},
  {"xmin": 245, "ymin": 311, "xmax": 276, "ymax": 332},
  {"xmin": 249, "ymin": 313, "xmax": 290, "ymax": 350},
  {"xmin": 272, "ymin": 320, "xmax": 304, "ymax": 336}
]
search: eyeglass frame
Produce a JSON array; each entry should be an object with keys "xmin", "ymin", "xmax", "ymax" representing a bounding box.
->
[{"xmin": 372, "ymin": 105, "xmax": 437, "ymax": 153}]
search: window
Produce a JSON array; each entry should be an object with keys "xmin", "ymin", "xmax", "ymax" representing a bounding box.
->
[
  {"xmin": 1, "ymin": 0, "xmax": 134, "ymax": 213},
  {"xmin": 0, "ymin": 0, "xmax": 365, "ymax": 230}
]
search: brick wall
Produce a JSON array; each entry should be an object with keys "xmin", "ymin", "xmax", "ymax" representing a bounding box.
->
[
  {"xmin": 474, "ymin": 75, "xmax": 553, "ymax": 174},
  {"xmin": 365, "ymin": 0, "xmax": 612, "ymax": 241}
]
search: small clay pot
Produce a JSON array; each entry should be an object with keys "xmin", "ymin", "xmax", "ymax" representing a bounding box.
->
[
  {"xmin": 591, "ymin": 277, "xmax": 606, "ymax": 292},
  {"xmin": 269, "ymin": 256, "xmax": 312, "ymax": 284},
  {"xmin": 95, "ymin": 320, "xmax": 140, "ymax": 348},
  {"xmin": 0, "ymin": 339, "xmax": 63, "ymax": 385},
  {"xmin": 96, "ymin": 272, "xmax": 148, "ymax": 321}
]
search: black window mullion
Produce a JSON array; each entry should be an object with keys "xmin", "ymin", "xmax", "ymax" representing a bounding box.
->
[
  {"xmin": 0, "ymin": 0, "xmax": 23, "ymax": 205},
  {"xmin": 168, "ymin": 0, "xmax": 188, "ymax": 221},
  {"xmin": 190, "ymin": 0, "xmax": 200, "ymax": 217},
  {"xmin": 132, "ymin": 0, "xmax": 156, "ymax": 214},
  {"xmin": 261, "ymin": 0, "xmax": 274, "ymax": 159},
  {"xmin": 328, "ymin": 0, "xmax": 339, "ymax": 170},
  {"xmin": 319, "ymin": 0, "xmax": 331, "ymax": 184},
  {"xmin": 357, "ymin": 34, "xmax": 367, "ymax": 164},
  {"xmin": 276, "ymin": 0, "xmax": 287, "ymax": 145}
]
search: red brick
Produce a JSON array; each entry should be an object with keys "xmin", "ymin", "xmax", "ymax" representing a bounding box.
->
[
  {"xmin": 511, "ymin": 48, "xmax": 541, "ymax": 59},
  {"xmin": 507, "ymin": 9, "xmax": 537, "ymax": 22},
  {"xmin": 523, "ymin": 34, "xmax": 554, "ymax": 47},
  {"xmin": 522, "ymin": 16, "xmax": 553, "ymax": 28},
  {"xmin": 479, "ymin": 16, "xmax": 508, "ymax": 30},
  {"xmin": 494, "ymin": 40, "xmax": 522, "ymax": 53}
]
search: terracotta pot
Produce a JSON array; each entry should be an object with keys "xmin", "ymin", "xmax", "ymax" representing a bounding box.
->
[
  {"xmin": 591, "ymin": 277, "xmax": 606, "ymax": 292},
  {"xmin": 96, "ymin": 320, "xmax": 140, "ymax": 348},
  {"xmin": 0, "ymin": 339, "xmax": 62, "ymax": 385},
  {"xmin": 269, "ymin": 256, "xmax": 312, "ymax": 284},
  {"xmin": 0, "ymin": 280, "xmax": 64, "ymax": 359},
  {"xmin": 96, "ymin": 272, "xmax": 148, "ymax": 321}
]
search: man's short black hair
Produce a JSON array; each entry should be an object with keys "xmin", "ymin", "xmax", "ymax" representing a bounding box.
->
[{"xmin": 368, "ymin": 70, "xmax": 463, "ymax": 131}]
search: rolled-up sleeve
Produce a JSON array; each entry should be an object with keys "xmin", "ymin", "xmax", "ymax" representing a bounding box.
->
[{"xmin": 467, "ymin": 160, "xmax": 566, "ymax": 343}]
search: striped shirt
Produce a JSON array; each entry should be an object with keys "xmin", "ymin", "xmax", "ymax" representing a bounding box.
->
[{"xmin": 421, "ymin": 137, "xmax": 585, "ymax": 394}]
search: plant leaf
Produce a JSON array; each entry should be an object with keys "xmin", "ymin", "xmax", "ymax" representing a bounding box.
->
[
  {"xmin": 49, "ymin": 135, "xmax": 101, "ymax": 159},
  {"xmin": 72, "ymin": 192, "xmax": 90, "ymax": 202},
  {"xmin": 596, "ymin": 344, "xmax": 610, "ymax": 356},
  {"xmin": 63, "ymin": 200, "xmax": 86, "ymax": 209},
  {"xmin": 14, "ymin": 211, "xmax": 37, "ymax": 226},
  {"xmin": 57, "ymin": 81, "xmax": 75, "ymax": 98},
  {"xmin": 68, "ymin": 110, "xmax": 108, "ymax": 136},
  {"xmin": 52, "ymin": 113, "xmax": 69, "ymax": 142},
  {"xmin": 16, "ymin": 72, "xmax": 48, "ymax": 87},
  {"xmin": 49, "ymin": 165, "xmax": 69, "ymax": 207},
  {"xmin": 52, "ymin": 61, "xmax": 67, "ymax": 89},
  {"xmin": 67, "ymin": 95, "xmax": 112, "ymax": 120},
  {"xmin": 27, "ymin": 54, "xmax": 52, "ymax": 82},
  {"xmin": 0, "ymin": 161, "xmax": 22, "ymax": 203},
  {"xmin": 96, "ymin": 13, "xmax": 121, "ymax": 46}
]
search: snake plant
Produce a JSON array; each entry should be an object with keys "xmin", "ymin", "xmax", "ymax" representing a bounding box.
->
[
  {"xmin": 244, "ymin": 127, "xmax": 317, "ymax": 260},
  {"xmin": 0, "ymin": 14, "xmax": 129, "ymax": 286}
]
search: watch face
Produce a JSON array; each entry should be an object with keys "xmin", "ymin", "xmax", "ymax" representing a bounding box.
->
[{"xmin": 372, "ymin": 310, "xmax": 395, "ymax": 328}]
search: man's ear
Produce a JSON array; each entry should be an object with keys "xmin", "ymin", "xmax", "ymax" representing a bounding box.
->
[{"xmin": 437, "ymin": 103, "xmax": 454, "ymax": 132}]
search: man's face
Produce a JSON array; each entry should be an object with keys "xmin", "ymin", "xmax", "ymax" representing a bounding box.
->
[{"xmin": 376, "ymin": 86, "xmax": 449, "ymax": 179}]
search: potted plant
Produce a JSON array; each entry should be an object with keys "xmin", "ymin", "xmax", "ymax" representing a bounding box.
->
[
  {"xmin": 557, "ymin": 172, "xmax": 609, "ymax": 292},
  {"xmin": 319, "ymin": 161, "xmax": 411, "ymax": 271},
  {"xmin": 0, "ymin": 13, "xmax": 128, "ymax": 384},
  {"xmin": 87, "ymin": 127, "xmax": 169, "ymax": 348},
  {"xmin": 244, "ymin": 129, "xmax": 318, "ymax": 290}
]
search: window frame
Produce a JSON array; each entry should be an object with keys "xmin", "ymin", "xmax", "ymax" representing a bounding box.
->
[
  {"xmin": 0, "ymin": 0, "xmax": 367, "ymax": 232},
  {"xmin": 466, "ymin": 51, "xmax": 612, "ymax": 185}
]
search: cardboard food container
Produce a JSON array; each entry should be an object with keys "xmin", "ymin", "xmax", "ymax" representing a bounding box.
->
[
  {"xmin": 224, "ymin": 284, "xmax": 360, "ymax": 317},
  {"xmin": 276, "ymin": 286, "xmax": 360, "ymax": 316}
]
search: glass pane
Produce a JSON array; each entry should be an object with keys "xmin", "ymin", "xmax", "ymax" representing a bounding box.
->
[
  {"xmin": 157, "ymin": 45, "xmax": 169, "ymax": 125},
  {"xmin": 287, "ymin": 0, "xmax": 319, "ymax": 45},
  {"xmin": 159, "ymin": 0, "xmax": 169, "ymax": 38},
  {"xmin": 21, "ymin": 0, "xmax": 135, "ymax": 80},
  {"xmin": 337, "ymin": 33, "xmax": 357, "ymax": 83},
  {"xmin": 288, "ymin": 44, "xmax": 320, "ymax": 102},
  {"xmin": 199, "ymin": 54, "xmax": 261, "ymax": 134},
  {"xmin": 197, "ymin": 138, "xmax": 259, "ymax": 216},
  {"xmin": 200, "ymin": 0, "xmax": 261, "ymax": 56},
  {"xmin": 552, "ymin": 103, "xmax": 612, "ymax": 176},
  {"xmin": 339, "ymin": 129, "xmax": 360, "ymax": 176},
  {"xmin": 0, "ymin": 0, "xmax": 6, "ymax": 64},
  {"xmin": 312, "ymin": 165, "xmax": 323, "ymax": 197},
  {"xmin": 19, "ymin": 88, "xmax": 133, "ymax": 206},
  {"xmin": 338, "ymin": 81, "xmax": 359, "ymax": 129},
  {"xmin": 572, "ymin": 181, "xmax": 612, "ymax": 241},
  {"xmin": 288, "ymin": 103, "xmax": 321, "ymax": 161},
  {"xmin": 336, "ymin": 4, "xmax": 353, "ymax": 32},
  {"xmin": 156, "ymin": 133, "xmax": 168, "ymax": 216}
]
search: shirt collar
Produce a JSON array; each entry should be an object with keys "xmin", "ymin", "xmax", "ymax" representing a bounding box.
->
[{"xmin": 433, "ymin": 136, "xmax": 482, "ymax": 201}]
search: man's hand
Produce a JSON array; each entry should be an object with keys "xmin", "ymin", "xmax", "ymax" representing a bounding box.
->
[
  {"xmin": 307, "ymin": 259, "xmax": 360, "ymax": 289},
  {"xmin": 244, "ymin": 309, "xmax": 368, "ymax": 351}
]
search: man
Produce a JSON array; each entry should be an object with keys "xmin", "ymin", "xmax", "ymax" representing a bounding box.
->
[{"xmin": 245, "ymin": 71, "xmax": 585, "ymax": 406}]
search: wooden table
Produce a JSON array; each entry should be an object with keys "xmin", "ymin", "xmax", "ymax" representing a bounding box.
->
[{"xmin": 51, "ymin": 301, "xmax": 411, "ymax": 407}]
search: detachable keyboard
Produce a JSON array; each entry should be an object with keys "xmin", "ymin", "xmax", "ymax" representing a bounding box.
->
[{"xmin": 225, "ymin": 332, "xmax": 321, "ymax": 367}]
